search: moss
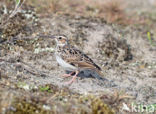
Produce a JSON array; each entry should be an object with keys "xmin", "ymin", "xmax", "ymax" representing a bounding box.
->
[
  {"xmin": 79, "ymin": 95, "xmax": 115, "ymax": 114},
  {"xmin": 0, "ymin": 82, "xmax": 115, "ymax": 114},
  {"xmin": 8, "ymin": 100, "xmax": 51, "ymax": 114}
]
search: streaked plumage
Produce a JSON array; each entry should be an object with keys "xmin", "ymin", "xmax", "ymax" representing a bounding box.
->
[{"xmin": 54, "ymin": 35, "xmax": 102, "ymax": 84}]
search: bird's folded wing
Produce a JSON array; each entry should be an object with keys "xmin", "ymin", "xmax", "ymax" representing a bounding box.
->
[
  {"xmin": 69, "ymin": 61, "xmax": 96, "ymax": 69},
  {"xmin": 61, "ymin": 45, "xmax": 101, "ymax": 71},
  {"xmin": 68, "ymin": 60, "xmax": 103, "ymax": 76}
]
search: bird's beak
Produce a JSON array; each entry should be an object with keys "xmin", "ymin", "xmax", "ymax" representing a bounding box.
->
[
  {"xmin": 50, "ymin": 35, "xmax": 56, "ymax": 39},
  {"xmin": 38, "ymin": 35, "xmax": 56, "ymax": 39}
]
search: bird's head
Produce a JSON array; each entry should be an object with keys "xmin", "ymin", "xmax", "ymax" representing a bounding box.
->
[{"xmin": 53, "ymin": 35, "xmax": 68, "ymax": 47}]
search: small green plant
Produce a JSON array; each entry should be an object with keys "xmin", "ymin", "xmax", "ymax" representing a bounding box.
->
[
  {"xmin": 15, "ymin": 0, "xmax": 20, "ymax": 5},
  {"xmin": 147, "ymin": 32, "xmax": 152, "ymax": 45},
  {"xmin": 39, "ymin": 85, "xmax": 53, "ymax": 93},
  {"xmin": 147, "ymin": 32, "xmax": 156, "ymax": 46}
]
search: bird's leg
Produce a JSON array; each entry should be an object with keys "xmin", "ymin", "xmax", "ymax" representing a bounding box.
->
[
  {"xmin": 65, "ymin": 71, "xmax": 79, "ymax": 85},
  {"xmin": 62, "ymin": 71, "xmax": 75, "ymax": 77}
]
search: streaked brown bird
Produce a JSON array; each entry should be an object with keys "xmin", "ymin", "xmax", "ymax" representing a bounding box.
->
[{"xmin": 53, "ymin": 35, "xmax": 102, "ymax": 84}]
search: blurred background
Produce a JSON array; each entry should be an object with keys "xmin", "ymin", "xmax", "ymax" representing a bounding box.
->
[
  {"xmin": 24, "ymin": 0, "xmax": 156, "ymax": 25},
  {"xmin": 1, "ymin": 0, "xmax": 156, "ymax": 24}
]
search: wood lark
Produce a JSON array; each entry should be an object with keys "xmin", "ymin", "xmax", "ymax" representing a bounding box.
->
[{"xmin": 53, "ymin": 35, "xmax": 103, "ymax": 84}]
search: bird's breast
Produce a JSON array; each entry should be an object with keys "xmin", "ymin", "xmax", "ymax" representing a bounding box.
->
[{"xmin": 55, "ymin": 54, "xmax": 77, "ymax": 71}]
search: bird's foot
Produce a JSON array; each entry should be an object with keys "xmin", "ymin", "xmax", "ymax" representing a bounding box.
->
[
  {"xmin": 65, "ymin": 75, "xmax": 77, "ymax": 85},
  {"xmin": 64, "ymin": 71, "xmax": 79, "ymax": 85},
  {"xmin": 62, "ymin": 73, "xmax": 72, "ymax": 77},
  {"xmin": 62, "ymin": 71, "xmax": 75, "ymax": 77}
]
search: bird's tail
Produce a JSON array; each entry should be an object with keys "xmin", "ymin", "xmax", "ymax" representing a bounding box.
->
[{"xmin": 91, "ymin": 69, "xmax": 108, "ymax": 81}]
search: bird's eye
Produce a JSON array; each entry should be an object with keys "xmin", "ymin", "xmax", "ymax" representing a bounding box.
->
[{"xmin": 58, "ymin": 37, "xmax": 62, "ymax": 40}]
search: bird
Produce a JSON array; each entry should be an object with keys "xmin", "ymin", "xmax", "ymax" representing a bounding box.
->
[{"xmin": 52, "ymin": 35, "xmax": 103, "ymax": 84}]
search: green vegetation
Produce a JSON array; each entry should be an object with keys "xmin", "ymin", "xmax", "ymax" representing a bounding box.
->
[
  {"xmin": 39, "ymin": 85, "xmax": 53, "ymax": 93},
  {"xmin": 147, "ymin": 32, "xmax": 156, "ymax": 46}
]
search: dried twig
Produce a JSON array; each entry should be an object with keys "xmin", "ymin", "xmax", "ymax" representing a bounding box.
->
[
  {"xmin": 9, "ymin": 0, "xmax": 25, "ymax": 18},
  {"xmin": 0, "ymin": 0, "xmax": 25, "ymax": 28}
]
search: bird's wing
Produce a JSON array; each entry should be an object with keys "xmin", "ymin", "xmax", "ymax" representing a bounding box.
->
[{"xmin": 61, "ymin": 45, "xmax": 101, "ymax": 71}]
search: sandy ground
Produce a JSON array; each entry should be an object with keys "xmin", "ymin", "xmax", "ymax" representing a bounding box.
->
[{"xmin": 1, "ymin": 15, "xmax": 156, "ymax": 102}]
